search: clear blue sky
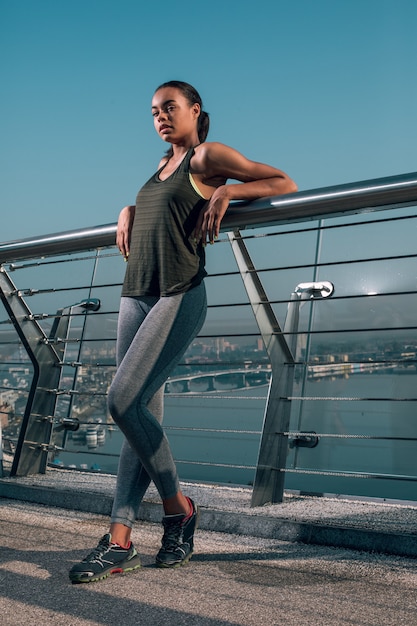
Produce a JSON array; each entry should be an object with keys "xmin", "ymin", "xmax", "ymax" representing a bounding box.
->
[{"xmin": 1, "ymin": 0, "xmax": 416, "ymax": 242}]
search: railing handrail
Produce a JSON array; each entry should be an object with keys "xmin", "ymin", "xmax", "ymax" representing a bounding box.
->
[{"xmin": 1, "ymin": 171, "xmax": 417, "ymax": 263}]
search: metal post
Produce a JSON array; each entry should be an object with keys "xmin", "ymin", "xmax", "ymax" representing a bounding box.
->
[
  {"xmin": 283, "ymin": 281, "xmax": 334, "ymax": 452},
  {"xmin": 228, "ymin": 230, "xmax": 295, "ymax": 506},
  {"xmin": 0, "ymin": 268, "xmax": 62, "ymax": 475},
  {"xmin": 0, "ymin": 265, "xmax": 100, "ymax": 476},
  {"xmin": 229, "ymin": 230, "xmax": 335, "ymax": 506}
]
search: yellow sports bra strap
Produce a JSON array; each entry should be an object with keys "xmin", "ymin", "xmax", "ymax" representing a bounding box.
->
[{"xmin": 189, "ymin": 173, "xmax": 207, "ymax": 199}]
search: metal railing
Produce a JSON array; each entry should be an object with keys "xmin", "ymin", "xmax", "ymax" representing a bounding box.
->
[
  {"xmin": 1, "ymin": 171, "xmax": 417, "ymax": 505},
  {"xmin": 2, "ymin": 171, "xmax": 417, "ymax": 263}
]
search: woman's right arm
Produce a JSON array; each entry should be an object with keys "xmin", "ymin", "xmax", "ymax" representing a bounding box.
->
[{"xmin": 116, "ymin": 204, "xmax": 135, "ymax": 260}]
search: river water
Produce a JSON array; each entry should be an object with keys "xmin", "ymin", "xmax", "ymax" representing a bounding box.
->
[{"xmin": 53, "ymin": 372, "xmax": 417, "ymax": 501}]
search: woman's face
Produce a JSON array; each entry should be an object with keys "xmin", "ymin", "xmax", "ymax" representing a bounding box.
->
[{"xmin": 151, "ymin": 87, "xmax": 200, "ymax": 145}]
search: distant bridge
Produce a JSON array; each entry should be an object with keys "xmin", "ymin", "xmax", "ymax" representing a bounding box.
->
[{"xmin": 165, "ymin": 368, "xmax": 272, "ymax": 394}]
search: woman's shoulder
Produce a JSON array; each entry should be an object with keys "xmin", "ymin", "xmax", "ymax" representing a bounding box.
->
[
  {"xmin": 192, "ymin": 142, "xmax": 238, "ymax": 169},
  {"xmin": 194, "ymin": 141, "xmax": 230, "ymax": 157}
]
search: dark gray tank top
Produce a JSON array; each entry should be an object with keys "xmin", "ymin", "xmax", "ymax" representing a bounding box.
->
[{"xmin": 122, "ymin": 148, "xmax": 207, "ymax": 297}]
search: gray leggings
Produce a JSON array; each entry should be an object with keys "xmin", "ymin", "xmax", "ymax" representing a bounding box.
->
[{"xmin": 108, "ymin": 282, "xmax": 207, "ymax": 528}]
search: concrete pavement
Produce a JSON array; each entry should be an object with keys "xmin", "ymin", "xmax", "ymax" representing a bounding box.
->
[
  {"xmin": 0, "ymin": 497, "xmax": 416, "ymax": 626},
  {"xmin": 0, "ymin": 469, "xmax": 417, "ymax": 624},
  {"xmin": 0, "ymin": 469, "xmax": 416, "ymax": 557}
]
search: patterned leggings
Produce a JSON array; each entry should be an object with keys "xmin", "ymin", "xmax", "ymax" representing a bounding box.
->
[{"xmin": 108, "ymin": 282, "xmax": 207, "ymax": 528}]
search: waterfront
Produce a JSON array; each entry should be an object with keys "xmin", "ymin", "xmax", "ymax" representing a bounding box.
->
[
  {"xmin": 43, "ymin": 367, "xmax": 417, "ymax": 501},
  {"xmin": 1, "ymin": 323, "xmax": 416, "ymax": 501}
]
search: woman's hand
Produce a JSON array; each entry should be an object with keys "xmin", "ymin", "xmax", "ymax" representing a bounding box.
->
[
  {"xmin": 194, "ymin": 186, "xmax": 230, "ymax": 245},
  {"xmin": 116, "ymin": 205, "xmax": 135, "ymax": 259},
  {"xmin": 191, "ymin": 143, "xmax": 298, "ymax": 245}
]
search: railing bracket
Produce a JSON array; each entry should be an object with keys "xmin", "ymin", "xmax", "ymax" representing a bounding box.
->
[
  {"xmin": 54, "ymin": 417, "xmax": 80, "ymax": 432},
  {"xmin": 289, "ymin": 432, "xmax": 319, "ymax": 449}
]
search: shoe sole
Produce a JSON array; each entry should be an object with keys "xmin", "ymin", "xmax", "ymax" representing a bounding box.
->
[
  {"xmin": 70, "ymin": 556, "xmax": 142, "ymax": 584},
  {"xmin": 155, "ymin": 550, "xmax": 193, "ymax": 569},
  {"xmin": 155, "ymin": 505, "xmax": 200, "ymax": 569}
]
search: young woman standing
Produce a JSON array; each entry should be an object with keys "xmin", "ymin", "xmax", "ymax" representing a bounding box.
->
[{"xmin": 69, "ymin": 80, "xmax": 297, "ymax": 583}]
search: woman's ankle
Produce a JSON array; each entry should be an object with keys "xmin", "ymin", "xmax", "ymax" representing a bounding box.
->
[
  {"xmin": 109, "ymin": 522, "xmax": 132, "ymax": 548},
  {"xmin": 162, "ymin": 492, "xmax": 191, "ymax": 516}
]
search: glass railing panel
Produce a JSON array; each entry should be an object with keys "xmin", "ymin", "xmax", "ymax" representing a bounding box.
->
[
  {"xmin": 204, "ymin": 235, "xmax": 240, "ymax": 268},
  {"xmin": 319, "ymin": 207, "xmax": 417, "ymax": 262},
  {"xmin": 314, "ymin": 261, "xmax": 417, "ymax": 303},
  {"xmin": 80, "ymin": 310, "xmax": 119, "ymax": 343},
  {"xmin": 4, "ymin": 251, "xmax": 97, "ymax": 286},
  {"xmin": 284, "ymin": 207, "xmax": 417, "ymax": 499},
  {"xmin": 204, "ymin": 272, "xmax": 250, "ymax": 306},
  {"xmin": 89, "ymin": 250, "xmax": 125, "ymax": 286},
  {"xmin": 323, "ymin": 204, "xmax": 417, "ymax": 227},
  {"xmin": 236, "ymin": 226, "xmax": 321, "ymax": 330},
  {"xmin": 203, "ymin": 303, "xmax": 261, "ymax": 340},
  {"xmin": 161, "ymin": 320, "xmax": 269, "ymax": 486},
  {"xmin": 235, "ymin": 225, "xmax": 320, "ymax": 270},
  {"xmin": 164, "ymin": 391, "xmax": 267, "ymax": 486}
]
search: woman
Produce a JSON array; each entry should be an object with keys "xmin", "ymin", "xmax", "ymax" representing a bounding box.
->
[{"xmin": 69, "ymin": 80, "xmax": 297, "ymax": 583}]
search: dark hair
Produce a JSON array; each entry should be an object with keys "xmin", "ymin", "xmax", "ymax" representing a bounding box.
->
[{"xmin": 155, "ymin": 80, "xmax": 210, "ymax": 158}]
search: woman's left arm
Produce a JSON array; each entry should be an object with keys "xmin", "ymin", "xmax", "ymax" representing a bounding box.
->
[{"xmin": 193, "ymin": 142, "xmax": 297, "ymax": 244}]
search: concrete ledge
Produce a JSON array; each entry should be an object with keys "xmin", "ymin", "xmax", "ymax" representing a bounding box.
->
[
  {"xmin": 198, "ymin": 508, "xmax": 417, "ymax": 558},
  {"xmin": 0, "ymin": 481, "xmax": 114, "ymax": 516},
  {"xmin": 1, "ymin": 476, "xmax": 416, "ymax": 559}
]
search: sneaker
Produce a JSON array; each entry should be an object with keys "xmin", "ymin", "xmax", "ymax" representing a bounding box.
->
[
  {"xmin": 155, "ymin": 498, "xmax": 199, "ymax": 568},
  {"xmin": 69, "ymin": 533, "xmax": 141, "ymax": 583}
]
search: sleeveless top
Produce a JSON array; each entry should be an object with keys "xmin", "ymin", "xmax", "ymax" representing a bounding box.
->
[{"xmin": 122, "ymin": 148, "xmax": 208, "ymax": 297}]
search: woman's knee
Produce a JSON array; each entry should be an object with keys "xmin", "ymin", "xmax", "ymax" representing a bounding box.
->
[
  {"xmin": 107, "ymin": 384, "xmax": 120, "ymax": 423},
  {"xmin": 107, "ymin": 380, "xmax": 148, "ymax": 427},
  {"xmin": 107, "ymin": 382, "xmax": 131, "ymax": 425}
]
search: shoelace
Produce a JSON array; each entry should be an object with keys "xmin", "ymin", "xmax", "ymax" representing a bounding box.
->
[
  {"xmin": 83, "ymin": 536, "xmax": 111, "ymax": 561},
  {"xmin": 161, "ymin": 519, "xmax": 184, "ymax": 550}
]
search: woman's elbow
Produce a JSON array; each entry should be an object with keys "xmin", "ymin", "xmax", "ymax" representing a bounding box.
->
[{"xmin": 280, "ymin": 176, "xmax": 298, "ymax": 195}]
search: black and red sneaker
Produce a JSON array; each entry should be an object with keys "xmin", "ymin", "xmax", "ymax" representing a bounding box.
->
[
  {"xmin": 69, "ymin": 533, "xmax": 141, "ymax": 583},
  {"xmin": 155, "ymin": 498, "xmax": 199, "ymax": 568}
]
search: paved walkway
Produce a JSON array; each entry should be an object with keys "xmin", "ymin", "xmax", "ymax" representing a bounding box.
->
[
  {"xmin": 0, "ymin": 496, "xmax": 416, "ymax": 626},
  {"xmin": 0, "ymin": 470, "xmax": 417, "ymax": 624},
  {"xmin": 1, "ymin": 469, "xmax": 416, "ymax": 557}
]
